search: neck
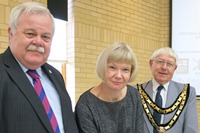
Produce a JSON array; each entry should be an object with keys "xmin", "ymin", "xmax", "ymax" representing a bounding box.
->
[{"xmin": 91, "ymin": 82, "xmax": 127, "ymax": 102}]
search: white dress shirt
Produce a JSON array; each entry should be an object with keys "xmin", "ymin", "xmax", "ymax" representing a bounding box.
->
[{"xmin": 152, "ymin": 78, "xmax": 169, "ymax": 124}]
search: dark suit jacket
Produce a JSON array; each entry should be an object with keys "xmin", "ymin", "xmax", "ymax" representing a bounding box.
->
[{"xmin": 0, "ymin": 47, "xmax": 78, "ymax": 133}]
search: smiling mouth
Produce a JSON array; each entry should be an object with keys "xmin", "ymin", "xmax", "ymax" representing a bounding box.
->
[{"xmin": 113, "ymin": 81, "xmax": 123, "ymax": 85}]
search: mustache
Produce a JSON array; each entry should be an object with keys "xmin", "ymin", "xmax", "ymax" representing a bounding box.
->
[{"xmin": 27, "ymin": 45, "xmax": 45, "ymax": 53}]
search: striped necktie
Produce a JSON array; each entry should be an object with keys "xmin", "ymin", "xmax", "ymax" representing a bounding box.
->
[
  {"xmin": 153, "ymin": 85, "xmax": 163, "ymax": 133},
  {"xmin": 27, "ymin": 69, "xmax": 60, "ymax": 133}
]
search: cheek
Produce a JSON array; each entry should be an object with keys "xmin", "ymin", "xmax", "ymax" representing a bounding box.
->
[
  {"xmin": 10, "ymin": 38, "xmax": 25, "ymax": 52},
  {"xmin": 168, "ymin": 71, "xmax": 174, "ymax": 77},
  {"xmin": 44, "ymin": 44, "xmax": 51, "ymax": 53},
  {"xmin": 122, "ymin": 73, "xmax": 131, "ymax": 80},
  {"xmin": 150, "ymin": 66, "xmax": 156, "ymax": 73},
  {"xmin": 106, "ymin": 71, "xmax": 114, "ymax": 78},
  {"xmin": 153, "ymin": 65, "xmax": 161, "ymax": 72}
]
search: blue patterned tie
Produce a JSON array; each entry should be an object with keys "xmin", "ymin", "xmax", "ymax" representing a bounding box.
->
[
  {"xmin": 27, "ymin": 69, "xmax": 60, "ymax": 133},
  {"xmin": 153, "ymin": 85, "xmax": 163, "ymax": 133}
]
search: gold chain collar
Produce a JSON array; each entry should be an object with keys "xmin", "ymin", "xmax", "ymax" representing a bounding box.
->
[{"xmin": 137, "ymin": 84, "xmax": 189, "ymax": 133}]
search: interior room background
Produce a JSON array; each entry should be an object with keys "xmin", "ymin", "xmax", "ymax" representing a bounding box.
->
[{"xmin": 0, "ymin": 0, "xmax": 199, "ymax": 131}]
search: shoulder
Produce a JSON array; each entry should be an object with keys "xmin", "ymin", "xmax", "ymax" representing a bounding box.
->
[
  {"xmin": 0, "ymin": 53, "xmax": 3, "ymax": 64},
  {"xmin": 75, "ymin": 88, "xmax": 99, "ymax": 115},
  {"xmin": 127, "ymin": 85, "xmax": 141, "ymax": 98},
  {"xmin": 75, "ymin": 89, "xmax": 95, "ymax": 108},
  {"xmin": 78, "ymin": 89, "xmax": 92, "ymax": 102},
  {"xmin": 0, "ymin": 64, "xmax": 9, "ymax": 91},
  {"xmin": 127, "ymin": 84, "xmax": 138, "ymax": 91},
  {"xmin": 170, "ymin": 80, "xmax": 196, "ymax": 98},
  {"xmin": 130, "ymin": 80, "xmax": 151, "ymax": 91},
  {"xmin": 170, "ymin": 80, "xmax": 195, "ymax": 91}
]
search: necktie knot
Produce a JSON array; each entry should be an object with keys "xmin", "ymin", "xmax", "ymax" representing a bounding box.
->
[
  {"xmin": 27, "ymin": 69, "xmax": 39, "ymax": 79},
  {"xmin": 157, "ymin": 85, "xmax": 163, "ymax": 93}
]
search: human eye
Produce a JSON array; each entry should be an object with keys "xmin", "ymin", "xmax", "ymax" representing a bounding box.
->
[
  {"xmin": 156, "ymin": 60, "xmax": 165, "ymax": 65},
  {"xmin": 123, "ymin": 68, "xmax": 130, "ymax": 73},
  {"xmin": 166, "ymin": 62, "xmax": 174, "ymax": 67},
  {"xmin": 108, "ymin": 65, "xmax": 116, "ymax": 71},
  {"xmin": 24, "ymin": 31, "xmax": 36, "ymax": 38},
  {"xmin": 41, "ymin": 35, "xmax": 51, "ymax": 42}
]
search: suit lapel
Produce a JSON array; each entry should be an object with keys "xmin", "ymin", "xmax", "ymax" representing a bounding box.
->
[
  {"xmin": 41, "ymin": 64, "xmax": 70, "ymax": 132},
  {"xmin": 163, "ymin": 81, "xmax": 182, "ymax": 123},
  {"xmin": 3, "ymin": 48, "xmax": 54, "ymax": 133}
]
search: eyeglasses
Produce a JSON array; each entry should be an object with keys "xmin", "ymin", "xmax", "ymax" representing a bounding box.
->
[{"xmin": 153, "ymin": 59, "xmax": 176, "ymax": 68}]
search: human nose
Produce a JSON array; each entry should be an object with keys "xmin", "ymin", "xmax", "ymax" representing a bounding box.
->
[
  {"xmin": 160, "ymin": 62, "xmax": 167, "ymax": 68},
  {"xmin": 32, "ymin": 36, "xmax": 43, "ymax": 45},
  {"xmin": 115, "ymin": 70, "xmax": 123, "ymax": 78}
]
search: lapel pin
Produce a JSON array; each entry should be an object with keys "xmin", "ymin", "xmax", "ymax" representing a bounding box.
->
[{"xmin": 49, "ymin": 70, "xmax": 52, "ymax": 74}]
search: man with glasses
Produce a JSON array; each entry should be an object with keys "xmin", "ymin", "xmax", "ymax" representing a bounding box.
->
[{"xmin": 137, "ymin": 47, "xmax": 198, "ymax": 133}]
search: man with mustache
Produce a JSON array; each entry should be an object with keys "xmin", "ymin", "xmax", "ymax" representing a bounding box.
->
[{"xmin": 0, "ymin": 2, "xmax": 78, "ymax": 133}]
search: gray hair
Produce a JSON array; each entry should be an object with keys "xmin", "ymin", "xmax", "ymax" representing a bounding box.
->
[
  {"xmin": 96, "ymin": 42, "xmax": 138, "ymax": 82},
  {"xmin": 9, "ymin": 2, "xmax": 55, "ymax": 34},
  {"xmin": 150, "ymin": 47, "xmax": 178, "ymax": 65}
]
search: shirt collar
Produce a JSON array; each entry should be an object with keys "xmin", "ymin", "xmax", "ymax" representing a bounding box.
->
[
  {"xmin": 152, "ymin": 78, "xmax": 169, "ymax": 92},
  {"xmin": 14, "ymin": 57, "xmax": 43, "ymax": 78}
]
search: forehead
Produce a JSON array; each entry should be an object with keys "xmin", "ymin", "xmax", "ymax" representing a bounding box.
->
[
  {"xmin": 108, "ymin": 61, "xmax": 131, "ymax": 67},
  {"xmin": 155, "ymin": 54, "xmax": 176, "ymax": 62},
  {"xmin": 18, "ymin": 12, "xmax": 53, "ymax": 32}
]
